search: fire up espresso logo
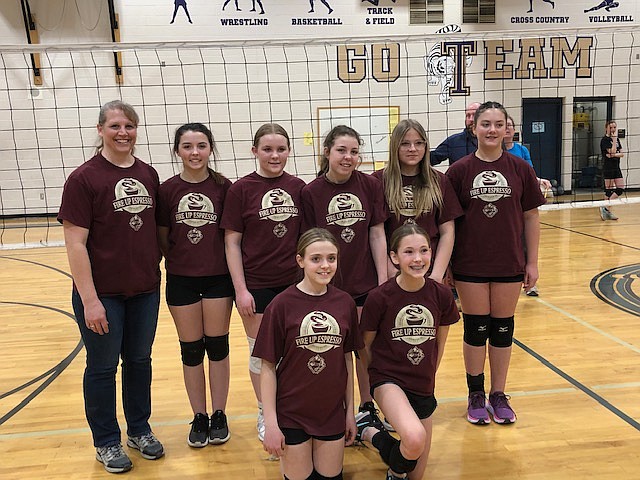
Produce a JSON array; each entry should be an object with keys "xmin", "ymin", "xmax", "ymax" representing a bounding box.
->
[
  {"xmin": 174, "ymin": 192, "xmax": 217, "ymax": 245},
  {"xmin": 470, "ymin": 171, "xmax": 512, "ymax": 218},
  {"xmin": 296, "ymin": 310, "xmax": 343, "ymax": 375},
  {"xmin": 325, "ymin": 192, "xmax": 366, "ymax": 244},
  {"xmin": 258, "ymin": 188, "xmax": 299, "ymax": 238},
  {"xmin": 112, "ymin": 177, "xmax": 153, "ymax": 231},
  {"xmin": 391, "ymin": 304, "xmax": 436, "ymax": 366}
]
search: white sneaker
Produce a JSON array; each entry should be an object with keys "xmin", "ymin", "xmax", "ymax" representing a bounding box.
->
[
  {"xmin": 381, "ymin": 417, "xmax": 396, "ymax": 432},
  {"xmin": 257, "ymin": 410, "xmax": 265, "ymax": 442},
  {"xmin": 526, "ymin": 285, "xmax": 539, "ymax": 297}
]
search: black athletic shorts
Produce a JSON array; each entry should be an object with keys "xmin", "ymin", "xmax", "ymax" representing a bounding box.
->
[
  {"xmin": 603, "ymin": 166, "xmax": 623, "ymax": 180},
  {"xmin": 249, "ymin": 284, "xmax": 290, "ymax": 313},
  {"xmin": 603, "ymin": 158, "xmax": 623, "ymax": 180},
  {"xmin": 453, "ymin": 273, "xmax": 524, "ymax": 284},
  {"xmin": 354, "ymin": 293, "xmax": 368, "ymax": 307},
  {"xmin": 371, "ymin": 382, "xmax": 438, "ymax": 420},
  {"xmin": 281, "ymin": 427, "xmax": 345, "ymax": 446},
  {"xmin": 166, "ymin": 273, "xmax": 234, "ymax": 306}
]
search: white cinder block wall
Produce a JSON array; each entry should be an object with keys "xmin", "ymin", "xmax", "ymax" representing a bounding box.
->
[{"xmin": 0, "ymin": 0, "xmax": 638, "ymax": 214}]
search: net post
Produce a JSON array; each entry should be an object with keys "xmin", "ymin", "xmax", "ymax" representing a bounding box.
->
[
  {"xmin": 19, "ymin": 1, "xmax": 42, "ymax": 86},
  {"xmin": 108, "ymin": 1, "xmax": 124, "ymax": 84}
]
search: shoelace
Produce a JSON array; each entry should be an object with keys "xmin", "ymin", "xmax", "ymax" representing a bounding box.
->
[
  {"xmin": 211, "ymin": 413, "xmax": 226, "ymax": 429},
  {"xmin": 191, "ymin": 414, "xmax": 208, "ymax": 432},
  {"xmin": 469, "ymin": 393, "xmax": 486, "ymax": 409},
  {"xmin": 101, "ymin": 444, "xmax": 126, "ymax": 461},
  {"xmin": 492, "ymin": 393, "xmax": 511, "ymax": 409},
  {"xmin": 135, "ymin": 433, "xmax": 158, "ymax": 448}
]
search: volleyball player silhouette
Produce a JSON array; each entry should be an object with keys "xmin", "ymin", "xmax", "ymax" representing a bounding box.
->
[
  {"xmin": 170, "ymin": 0, "xmax": 192, "ymax": 23},
  {"xmin": 309, "ymin": 0, "xmax": 333, "ymax": 14},
  {"xmin": 584, "ymin": 0, "xmax": 619, "ymax": 12},
  {"xmin": 527, "ymin": 0, "xmax": 554, "ymax": 13}
]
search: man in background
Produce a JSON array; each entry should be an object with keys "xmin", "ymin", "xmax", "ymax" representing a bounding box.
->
[{"xmin": 430, "ymin": 102, "xmax": 480, "ymax": 166}]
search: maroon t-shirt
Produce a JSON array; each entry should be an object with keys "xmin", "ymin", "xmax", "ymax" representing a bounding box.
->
[
  {"xmin": 301, "ymin": 171, "xmax": 388, "ymax": 297},
  {"xmin": 360, "ymin": 277, "xmax": 459, "ymax": 397},
  {"xmin": 57, "ymin": 154, "xmax": 161, "ymax": 297},
  {"xmin": 157, "ymin": 174, "xmax": 231, "ymax": 277},
  {"xmin": 446, "ymin": 152, "xmax": 546, "ymax": 277},
  {"xmin": 220, "ymin": 172, "xmax": 305, "ymax": 289},
  {"xmin": 254, "ymin": 285, "xmax": 363, "ymax": 436},
  {"xmin": 372, "ymin": 169, "xmax": 463, "ymax": 257}
]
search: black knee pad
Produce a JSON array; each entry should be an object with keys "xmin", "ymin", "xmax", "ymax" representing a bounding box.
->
[
  {"xmin": 388, "ymin": 442, "xmax": 418, "ymax": 474},
  {"xmin": 205, "ymin": 334, "xmax": 229, "ymax": 361},
  {"xmin": 604, "ymin": 188, "xmax": 614, "ymax": 199},
  {"xmin": 180, "ymin": 338, "xmax": 205, "ymax": 366},
  {"xmin": 286, "ymin": 473, "xmax": 315, "ymax": 480},
  {"xmin": 372, "ymin": 430, "xmax": 399, "ymax": 465},
  {"xmin": 615, "ymin": 188, "xmax": 624, "ymax": 197},
  {"xmin": 489, "ymin": 316, "xmax": 514, "ymax": 348},
  {"xmin": 312, "ymin": 470, "xmax": 343, "ymax": 480},
  {"xmin": 463, "ymin": 313, "xmax": 491, "ymax": 347}
]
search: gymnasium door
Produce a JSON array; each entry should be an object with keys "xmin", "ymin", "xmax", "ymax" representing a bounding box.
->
[
  {"xmin": 522, "ymin": 98, "xmax": 562, "ymax": 185},
  {"xmin": 571, "ymin": 97, "xmax": 612, "ymax": 192}
]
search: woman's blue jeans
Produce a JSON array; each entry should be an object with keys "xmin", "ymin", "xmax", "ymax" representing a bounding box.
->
[{"xmin": 72, "ymin": 287, "xmax": 160, "ymax": 448}]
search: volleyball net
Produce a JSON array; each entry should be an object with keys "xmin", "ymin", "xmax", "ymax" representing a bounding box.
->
[{"xmin": 1, "ymin": 26, "xmax": 639, "ymax": 247}]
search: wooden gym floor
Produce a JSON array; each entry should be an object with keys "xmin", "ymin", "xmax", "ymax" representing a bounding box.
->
[{"xmin": 1, "ymin": 204, "xmax": 639, "ymax": 479}]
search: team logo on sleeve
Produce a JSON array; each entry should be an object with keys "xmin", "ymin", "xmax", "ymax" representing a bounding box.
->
[
  {"xmin": 326, "ymin": 193, "xmax": 366, "ymax": 243},
  {"xmin": 469, "ymin": 171, "xmax": 512, "ymax": 218},
  {"xmin": 391, "ymin": 304, "xmax": 436, "ymax": 365},
  {"xmin": 258, "ymin": 188, "xmax": 299, "ymax": 238},
  {"xmin": 174, "ymin": 193, "xmax": 217, "ymax": 244},
  {"xmin": 112, "ymin": 178, "xmax": 153, "ymax": 231},
  {"xmin": 295, "ymin": 311, "xmax": 342, "ymax": 374}
]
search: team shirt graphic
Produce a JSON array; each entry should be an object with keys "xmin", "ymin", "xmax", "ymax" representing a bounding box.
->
[
  {"xmin": 112, "ymin": 177, "xmax": 154, "ymax": 231},
  {"xmin": 394, "ymin": 185, "xmax": 423, "ymax": 226},
  {"xmin": 397, "ymin": 186, "xmax": 419, "ymax": 218},
  {"xmin": 391, "ymin": 304, "xmax": 436, "ymax": 366},
  {"xmin": 259, "ymin": 188, "xmax": 299, "ymax": 238},
  {"xmin": 469, "ymin": 170, "xmax": 512, "ymax": 218},
  {"xmin": 295, "ymin": 310, "xmax": 342, "ymax": 374},
  {"xmin": 174, "ymin": 192, "xmax": 217, "ymax": 245},
  {"xmin": 325, "ymin": 192, "xmax": 366, "ymax": 243}
]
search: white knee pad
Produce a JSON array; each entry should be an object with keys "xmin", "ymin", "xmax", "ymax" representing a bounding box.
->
[{"xmin": 247, "ymin": 336, "xmax": 262, "ymax": 375}]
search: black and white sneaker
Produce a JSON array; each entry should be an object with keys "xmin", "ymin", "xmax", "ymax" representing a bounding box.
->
[
  {"xmin": 188, "ymin": 413, "xmax": 209, "ymax": 448},
  {"xmin": 380, "ymin": 417, "xmax": 396, "ymax": 432},
  {"xmin": 386, "ymin": 469, "xmax": 407, "ymax": 479},
  {"xmin": 355, "ymin": 402, "xmax": 385, "ymax": 442},
  {"xmin": 359, "ymin": 401, "xmax": 394, "ymax": 431},
  {"xmin": 95, "ymin": 443, "xmax": 133, "ymax": 473},
  {"xmin": 209, "ymin": 410, "xmax": 230, "ymax": 445}
]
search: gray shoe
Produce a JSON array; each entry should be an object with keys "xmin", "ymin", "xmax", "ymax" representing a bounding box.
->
[
  {"xmin": 127, "ymin": 432, "xmax": 164, "ymax": 460},
  {"xmin": 599, "ymin": 206, "xmax": 607, "ymax": 221},
  {"xmin": 605, "ymin": 209, "xmax": 618, "ymax": 220},
  {"xmin": 96, "ymin": 443, "xmax": 133, "ymax": 473}
]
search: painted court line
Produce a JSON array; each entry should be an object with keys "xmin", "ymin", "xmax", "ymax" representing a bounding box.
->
[
  {"xmin": 535, "ymin": 297, "xmax": 640, "ymax": 354},
  {"xmin": 3, "ymin": 382, "xmax": 639, "ymax": 441},
  {"xmin": 514, "ymin": 337, "xmax": 640, "ymax": 431}
]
